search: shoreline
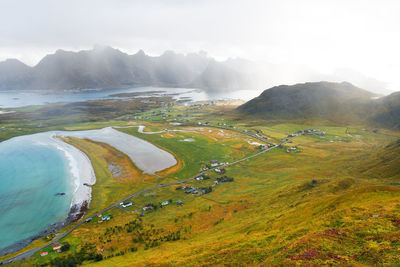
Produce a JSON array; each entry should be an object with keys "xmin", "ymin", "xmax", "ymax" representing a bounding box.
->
[
  {"xmin": 0, "ymin": 133, "xmax": 96, "ymax": 257},
  {"xmin": 0, "ymin": 127, "xmax": 176, "ymax": 257},
  {"xmin": 0, "ymin": 201, "xmax": 88, "ymax": 257},
  {"xmin": 51, "ymin": 134, "xmax": 96, "ymax": 209}
]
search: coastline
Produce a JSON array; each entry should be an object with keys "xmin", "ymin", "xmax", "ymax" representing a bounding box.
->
[
  {"xmin": 0, "ymin": 133, "xmax": 96, "ymax": 257},
  {"xmin": 51, "ymin": 134, "xmax": 96, "ymax": 210},
  {"xmin": 0, "ymin": 127, "xmax": 176, "ymax": 257},
  {"xmin": 0, "ymin": 201, "xmax": 88, "ymax": 257}
]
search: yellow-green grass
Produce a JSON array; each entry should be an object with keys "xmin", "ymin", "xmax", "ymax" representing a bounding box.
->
[
  {"xmin": 81, "ymin": 129, "xmax": 400, "ymax": 266},
  {"xmin": 88, "ymin": 125, "xmax": 400, "ymax": 265},
  {"xmin": 10, "ymin": 121, "xmax": 400, "ymax": 266}
]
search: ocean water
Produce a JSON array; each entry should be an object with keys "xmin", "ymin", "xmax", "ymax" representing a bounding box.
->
[{"xmin": 0, "ymin": 138, "xmax": 73, "ymax": 251}]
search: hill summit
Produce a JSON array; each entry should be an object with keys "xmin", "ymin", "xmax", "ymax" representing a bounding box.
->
[{"xmin": 237, "ymin": 81, "xmax": 374, "ymax": 121}]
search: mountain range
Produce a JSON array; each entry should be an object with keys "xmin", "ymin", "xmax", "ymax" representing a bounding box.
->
[
  {"xmin": 0, "ymin": 46, "xmax": 393, "ymax": 94},
  {"xmin": 238, "ymin": 81, "xmax": 400, "ymax": 129},
  {"xmin": 0, "ymin": 46, "xmax": 266, "ymax": 92}
]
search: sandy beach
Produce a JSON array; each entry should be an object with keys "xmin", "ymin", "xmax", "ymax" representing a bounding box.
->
[{"xmin": 51, "ymin": 135, "xmax": 96, "ymax": 210}]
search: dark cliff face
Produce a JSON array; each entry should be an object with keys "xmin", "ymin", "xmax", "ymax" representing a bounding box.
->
[
  {"xmin": 237, "ymin": 81, "xmax": 400, "ymax": 129},
  {"xmin": 0, "ymin": 47, "xmax": 262, "ymax": 92}
]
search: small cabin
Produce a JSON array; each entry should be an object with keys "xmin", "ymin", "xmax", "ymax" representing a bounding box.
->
[
  {"xmin": 120, "ymin": 201, "xmax": 133, "ymax": 208},
  {"xmin": 52, "ymin": 243, "xmax": 62, "ymax": 250},
  {"xmin": 102, "ymin": 215, "xmax": 111, "ymax": 221}
]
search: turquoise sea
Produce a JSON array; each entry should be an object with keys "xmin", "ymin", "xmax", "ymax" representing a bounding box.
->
[{"xmin": 0, "ymin": 138, "xmax": 73, "ymax": 251}]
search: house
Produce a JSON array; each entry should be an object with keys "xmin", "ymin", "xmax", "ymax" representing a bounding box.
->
[
  {"xmin": 85, "ymin": 218, "xmax": 92, "ymax": 223},
  {"xmin": 102, "ymin": 215, "xmax": 111, "ymax": 221},
  {"xmin": 120, "ymin": 201, "xmax": 132, "ymax": 208},
  {"xmin": 196, "ymin": 176, "xmax": 203, "ymax": 181},
  {"xmin": 97, "ymin": 213, "xmax": 102, "ymax": 217},
  {"xmin": 40, "ymin": 252, "xmax": 48, "ymax": 256},
  {"xmin": 215, "ymin": 168, "xmax": 226, "ymax": 174},
  {"xmin": 201, "ymin": 187, "xmax": 212, "ymax": 194},
  {"xmin": 210, "ymin": 160, "xmax": 219, "ymax": 164},
  {"xmin": 192, "ymin": 190, "xmax": 199, "ymax": 194},
  {"xmin": 57, "ymin": 248, "xmax": 62, "ymax": 253},
  {"xmin": 52, "ymin": 243, "xmax": 62, "ymax": 250},
  {"xmin": 185, "ymin": 188, "xmax": 194, "ymax": 194},
  {"xmin": 98, "ymin": 220, "xmax": 103, "ymax": 223},
  {"xmin": 211, "ymin": 163, "xmax": 219, "ymax": 167},
  {"xmin": 182, "ymin": 185, "xmax": 189, "ymax": 189},
  {"xmin": 161, "ymin": 201, "xmax": 169, "ymax": 206},
  {"xmin": 176, "ymin": 200, "xmax": 183, "ymax": 205},
  {"xmin": 143, "ymin": 206, "xmax": 153, "ymax": 211}
]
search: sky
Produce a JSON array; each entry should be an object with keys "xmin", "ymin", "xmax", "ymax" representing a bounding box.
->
[{"xmin": 1, "ymin": 0, "xmax": 400, "ymax": 91}]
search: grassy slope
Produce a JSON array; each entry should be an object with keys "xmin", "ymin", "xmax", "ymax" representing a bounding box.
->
[
  {"xmin": 86, "ymin": 126, "xmax": 400, "ymax": 266},
  {"xmin": 355, "ymin": 139, "xmax": 400, "ymax": 181},
  {"xmin": 6, "ymin": 106, "xmax": 400, "ymax": 266}
]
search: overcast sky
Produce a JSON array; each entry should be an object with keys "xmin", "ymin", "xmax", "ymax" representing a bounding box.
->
[{"xmin": 1, "ymin": 0, "xmax": 400, "ymax": 91}]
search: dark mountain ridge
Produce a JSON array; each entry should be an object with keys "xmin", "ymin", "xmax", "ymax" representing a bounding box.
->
[
  {"xmin": 238, "ymin": 81, "xmax": 400, "ymax": 129},
  {"xmin": 0, "ymin": 46, "xmax": 261, "ymax": 92}
]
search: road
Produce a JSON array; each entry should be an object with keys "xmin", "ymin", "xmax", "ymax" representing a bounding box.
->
[{"xmin": 0, "ymin": 128, "xmax": 293, "ymax": 265}]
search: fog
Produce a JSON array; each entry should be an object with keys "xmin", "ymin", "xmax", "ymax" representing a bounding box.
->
[{"xmin": 1, "ymin": 0, "xmax": 399, "ymax": 93}]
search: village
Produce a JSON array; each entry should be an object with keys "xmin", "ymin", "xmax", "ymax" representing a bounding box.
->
[
  {"xmin": 117, "ymin": 159, "xmax": 234, "ymax": 217},
  {"xmin": 38, "ymin": 157, "xmax": 237, "ymax": 259}
]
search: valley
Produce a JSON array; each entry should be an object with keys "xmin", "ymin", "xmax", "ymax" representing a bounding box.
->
[{"xmin": 1, "ymin": 89, "xmax": 400, "ymax": 266}]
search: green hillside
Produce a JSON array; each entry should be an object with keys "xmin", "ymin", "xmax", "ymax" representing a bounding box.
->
[
  {"xmin": 237, "ymin": 81, "xmax": 373, "ymax": 122},
  {"xmin": 237, "ymin": 81, "xmax": 400, "ymax": 130}
]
